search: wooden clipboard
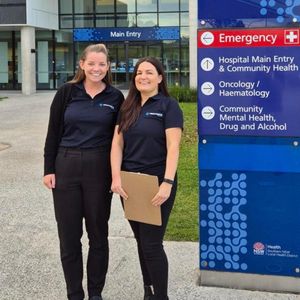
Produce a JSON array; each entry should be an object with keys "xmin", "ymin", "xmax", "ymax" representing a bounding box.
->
[{"xmin": 120, "ymin": 171, "xmax": 161, "ymax": 226}]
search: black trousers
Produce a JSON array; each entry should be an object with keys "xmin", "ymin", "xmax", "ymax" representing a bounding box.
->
[
  {"xmin": 52, "ymin": 147, "xmax": 112, "ymax": 300},
  {"xmin": 128, "ymin": 172, "xmax": 177, "ymax": 300}
]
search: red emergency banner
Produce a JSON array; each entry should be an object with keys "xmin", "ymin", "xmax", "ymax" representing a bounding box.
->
[{"xmin": 198, "ymin": 28, "xmax": 300, "ymax": 48}]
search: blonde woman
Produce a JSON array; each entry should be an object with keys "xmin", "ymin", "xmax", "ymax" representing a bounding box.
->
[{"xmin": 43, "ymin": 44, "xmax": 124, "ymax": 300}]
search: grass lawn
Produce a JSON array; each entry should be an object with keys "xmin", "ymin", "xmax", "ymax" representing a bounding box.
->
[{"xmin": 165, "ymin": 102, "xmax": 199, "ymax": 242}]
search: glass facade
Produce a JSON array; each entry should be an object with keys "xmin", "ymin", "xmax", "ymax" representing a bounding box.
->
[
  {"xmin": 0, "ymin": 32, "xmax": 21, "ymax": 90},
  {"xmin": 159, "ymin": 0, "xmax": 179, "ymax": 12},
  {"xmin": 0, "ymin": 0, "xmax": 189, "ymax": 90},
  {"xmin": 59, "ymin": 0, "xmax": 189, "ymax": 89}
]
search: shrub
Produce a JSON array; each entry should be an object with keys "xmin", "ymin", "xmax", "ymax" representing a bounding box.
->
[{"xmin": 169, "ymin": 85, "xmax": 197, "ymax": 102}]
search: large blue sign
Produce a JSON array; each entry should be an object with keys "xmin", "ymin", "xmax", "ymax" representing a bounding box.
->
[
  {"xmin": 198, "ymin": 0, "xmax": 300, "ymax": 27},
  {"xmin": 73, "ymin": 27, "xmax": 180, "ymax": 42},
  {"xmin": 198, "ymin": 27, "xmax": 300, "ymax": 278}
]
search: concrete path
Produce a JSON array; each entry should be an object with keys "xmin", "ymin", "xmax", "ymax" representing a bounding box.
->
[{"xmin": 0, "ymin": 92, "xmax": 298, "ymax": 299}]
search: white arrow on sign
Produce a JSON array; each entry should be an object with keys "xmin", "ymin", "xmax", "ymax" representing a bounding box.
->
[
  {"xmin": 201, "ymin": 82, "xmax": 215, "ymax": 96},
  {"xmin": 201, "ymin": 106, "xmax": 215, "ymax": 120},
  {"xmin": 201, "ymin": 31, "xmax": 214, "ymax": 46},
  {"xmin": 200, "ymin": 58, "xmax": 214, "ymax": 71}
]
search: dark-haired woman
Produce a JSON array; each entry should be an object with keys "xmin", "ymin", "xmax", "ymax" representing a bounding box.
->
[
  {"xmin": 110, "ymin": 57, "xmax": 183, "ymax": 300},
  {"xmin": 43, "ymin": 44, "xmax": 124, "ymax": 300}
]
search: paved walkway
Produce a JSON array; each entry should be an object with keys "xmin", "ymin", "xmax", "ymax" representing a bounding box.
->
[{"xmin": 0, "ymin": 92, "xmax": 298, "ymax": 299}]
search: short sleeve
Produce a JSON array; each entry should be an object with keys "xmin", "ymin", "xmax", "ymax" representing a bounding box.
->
[
  {"xmin": 164, "ymin": 99, "xmax": 184, "ymax": 129},
  {"xmin": 116, "ymin": 111, "xmax": 122, "ymax": 125}
]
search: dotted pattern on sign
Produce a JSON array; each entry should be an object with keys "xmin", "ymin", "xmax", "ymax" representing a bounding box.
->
[
  {"xmin": 73, "ymin": 29, "xmax": 99, "ymax": 41},
  {"xmin": 200, "ymin": 173, "xmax": 248, "ymax": 271},
  {"xmin": 259, "ymin": 0, "xmax": 300, "ymax": 23},
  {"xmin": 154, "ymin": 27, "xmax": 180, "ymax": 40}
]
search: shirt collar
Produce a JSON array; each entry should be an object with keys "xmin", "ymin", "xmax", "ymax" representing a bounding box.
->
[
  {"xmin": 148, "ymin": 92, "xmax": 163, "ymax": 102},
  {"xmin": 74, "ymin": 81, "xmax": 112, "ymax": 94}
]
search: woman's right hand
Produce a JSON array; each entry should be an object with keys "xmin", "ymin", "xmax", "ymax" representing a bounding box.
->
[
  {"xmin": 43, "ymin": 174, "xmax": 56, "ymax": 189},
  {"xmin": 111, "ymin": 177, "xmax": 128, "ymax": 199}
]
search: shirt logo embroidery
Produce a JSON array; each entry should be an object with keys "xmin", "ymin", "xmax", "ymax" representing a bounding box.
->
[
  {"xmin": 98, "ymin": 103, "xmax": 115, "ymax": 110},
  {"xmin": 145, "ymin": 112, "xmax": 163, "ymax": 118}
]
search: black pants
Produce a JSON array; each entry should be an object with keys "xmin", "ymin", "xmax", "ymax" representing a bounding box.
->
[
  {"xmin": 52, "ymin": 147, "xmax": 112, "ymax": 300},
  {"xmin": 128, "ymin": 173, "xmax": 177, "ymax": 300}
]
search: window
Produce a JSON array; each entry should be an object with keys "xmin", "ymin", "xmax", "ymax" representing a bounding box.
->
[
  {"xmin": 180, "ymin": 26, "xmax": 189, "ymax": 39},
  {"xmin": 74, "ymin": 15, "xmax": 94, "ymax": 27},
  {"xmin": 159, "ymin": 0, "xmax": 179, "ymax": 12},
  {"xmin": 116, "ymin": 0, "xmax": 135, "ymax": 13},
  {"xmin": 180, "ymin": 12, "xmax": 189, "ymax": 26},
  {"xmin": 55, "ymin": 30, "xmax": 74, "ymax": 88},
  {"xmin": 137, "ymin": 13, "xmax": 157, "ymax": 27},
  {"xmin": 137, "ymin": 0, "xmax": 157, "ymax": 12},
  {"xmin": 96, "ymin": 14, "xmax": 115, "ymax": 27},
  {"xmin": 180, "ymin": 0, "xmax": 189, "ymax": 11},
  {"xmin": 163, "ymin": 41, "xmax": 180, "ymax": 85},
  {"xmin": 60, "ymin": 0, "xmax": 72, "ymax": 14},
  {"xmin": 60, "ymin": 15, "xmax": 73, "ymax": 29},
  {"xmin": 116, "ymin": 14, "xmax": 137, "ymax": 27},
  {"xmin": 74, "ymin": 0, "xmax": 94, "ymax": 14},
  {"xmin": 96, "ymin": 0, "xmax": 114, "ymax": 13},
  {"xmin": 159, "ymin": 13, "xmax": 179, "ymax": 26},
  {"xmin": 180, "ymin": 38, "xmax": 189, "ymax": 71}
]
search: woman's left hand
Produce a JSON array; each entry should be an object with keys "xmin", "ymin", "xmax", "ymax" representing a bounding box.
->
[{"xmin": 151, "ymin": 182, "xmax": 172, "ymax": 206}]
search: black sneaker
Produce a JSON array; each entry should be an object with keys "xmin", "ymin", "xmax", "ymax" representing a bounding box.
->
[{"xmin": 89, "ymin": 296, "xmax": 103, "ymax": 300}]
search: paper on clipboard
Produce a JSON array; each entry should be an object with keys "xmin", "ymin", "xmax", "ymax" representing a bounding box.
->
[{"xmin": 120, "ymin": 171, "xmax": 161, "ymax": 226}]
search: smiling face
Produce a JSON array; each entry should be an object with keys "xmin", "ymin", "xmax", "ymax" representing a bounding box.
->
[
  {"xmin": 79, "ymin": 51, "xmax": 109, "ymax": 85},
  {"xmin": 134, "ymin": 61, "xmax": 162, "ymax": 98}
]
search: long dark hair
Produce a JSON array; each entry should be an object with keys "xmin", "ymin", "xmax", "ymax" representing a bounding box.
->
[
  {"xmin": 69, "ymin": 43, "xmax": 112, "ymax": 85},
  {"xmin": 118, "ymin": 57, "xmax": 169, "ymax": 133}
]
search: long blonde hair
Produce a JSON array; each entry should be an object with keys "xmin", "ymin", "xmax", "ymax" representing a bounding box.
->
[{"xmin": 69, "ymin": 43, "xmax": 112, "ymax": 85}]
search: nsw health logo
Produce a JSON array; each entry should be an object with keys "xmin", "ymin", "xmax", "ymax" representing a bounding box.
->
[{"xmin": 253, "ymin": 242, "xmax": 265, "ymax": 255}]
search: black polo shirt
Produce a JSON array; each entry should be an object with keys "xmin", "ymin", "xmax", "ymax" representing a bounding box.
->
[
  {"xmin": 121, "ymin": 93, "xmax": 183, "ymax": 172},
  {"xmin": 60, "ymin": 82, "xmax": 124, "ymax": 149}
]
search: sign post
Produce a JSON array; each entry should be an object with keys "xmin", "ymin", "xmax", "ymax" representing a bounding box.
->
[{"xmin": 198, "ymin": 2, "xmax": 300, "ymax": 293}]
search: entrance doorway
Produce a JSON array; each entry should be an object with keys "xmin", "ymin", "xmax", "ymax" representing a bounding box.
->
[
  {"xmin": 75, "ymin": 40, "xmax": 180, "ymax": 90},
  {"xmin": 108, "ymin": 41, "xmax": 163, "ymax": 89},
  {"xmin": 0, "ymin": 32, "xmax": 21, "ymax": 90}
]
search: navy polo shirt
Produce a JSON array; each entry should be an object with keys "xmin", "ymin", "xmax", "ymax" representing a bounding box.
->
[
  {"xmin": 60, "ymin": 82, "xmax": 124, "ymax": 149},
  {"xmin": 121, "ymin": 93, "xmax": 183, "ymax": 172}
]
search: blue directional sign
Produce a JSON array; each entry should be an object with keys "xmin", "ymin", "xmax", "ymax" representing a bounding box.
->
[{"xmin": 198, "ymin": 28, "xmax": 300, "ymax": 137}]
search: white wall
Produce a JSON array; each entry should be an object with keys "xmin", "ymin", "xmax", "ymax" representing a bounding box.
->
[
  {"xmin": 26, "ymin": 0, "xmax": 58, "ymax": 30},
  {"xmin": 189, "ymin": 0, "xmax": 197, "ymax": 88}
]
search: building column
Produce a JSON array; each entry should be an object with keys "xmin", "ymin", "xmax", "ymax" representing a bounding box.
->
[
  {"xmin": 21, "ymin": 26, "xmax": 36, "ymax": 95},
  {"xmin": 189, "ymin": 0, "xmax": 198, "ymax": 88}
]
